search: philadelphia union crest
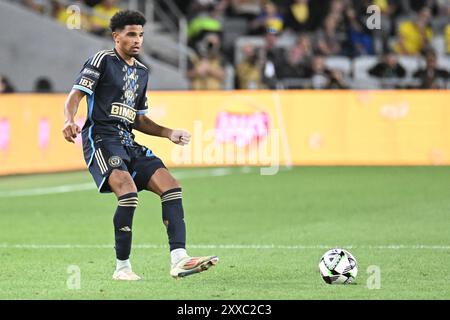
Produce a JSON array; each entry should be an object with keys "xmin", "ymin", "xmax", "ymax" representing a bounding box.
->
[{"xmin": 108, "ymin": 156, "xmax": 123, "ymax": 167}]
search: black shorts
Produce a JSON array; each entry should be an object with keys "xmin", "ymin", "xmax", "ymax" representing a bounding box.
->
[{"xmin": 87, "ymin": 140, "xmax": 166, "ymax": 193}]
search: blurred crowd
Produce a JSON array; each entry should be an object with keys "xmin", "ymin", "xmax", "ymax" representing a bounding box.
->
[
  {"xmin": 21, "ymin": 0, "xmax": 120, "ymax": 36},
  {"xmin": 1, "ymin": 0, "xmax": 449, "ymax": 93},
  {"xmin": 181, "ymin": 0, "xmax": 450, "ymax": 90},
  {"xmin": 0, "ymin": 75, "xmax": 54, "ymax": 94},
  {"xmin": 0, "ymin": 0, "xmax": 121, "ymax": 94}
]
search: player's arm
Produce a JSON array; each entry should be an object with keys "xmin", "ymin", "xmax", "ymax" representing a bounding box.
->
[
  {"xmin": 62, "ymin": 89, "xmax": 85, "ymax": 143},
  {"xmin": 63, "ymin": 52, "xmax": 104, "ymax": 143},
  {"xmin": 134, "ymin": 115, "xmax": 191, "ymax": 146}
]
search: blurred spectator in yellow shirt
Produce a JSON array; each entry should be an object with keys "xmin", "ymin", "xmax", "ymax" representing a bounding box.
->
[
  {"xmin": 188, "ymin": 34, "xmax": 225, "ymax": 90},
  {"xmin": 236, "ymin": 44, "xmax": 264, "ymax": 89},
  {"xmin": 90, "ymin": 0, "xmax": 120, "ymax": 36},
  {"xmin": 393, "ymin": 7, "xmax": 433, "ymax": 55},
  {"xmin": 373, "ymin": 0, "xmax": 389, "ymax": 12},
  {"xmin": 249, "ymin": 1, "xmax": 284, "ymax": 35},
  {"xmin": 285, "ymin": 0, "xmax": 310, "ymax": 32}
]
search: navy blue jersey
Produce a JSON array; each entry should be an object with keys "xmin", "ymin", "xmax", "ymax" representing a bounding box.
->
[{"xmin": 73, "ymin": 48, "xmax": 149, "ymax": 166}]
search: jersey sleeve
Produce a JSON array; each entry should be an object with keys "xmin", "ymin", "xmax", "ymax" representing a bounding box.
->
[
  {"xmin": 72, "ymin": 52, "xmax": 107, "ymax": 96},
  {"xmin": 136, "ymin": 81, "xmax": 149, "ymax": 115}
]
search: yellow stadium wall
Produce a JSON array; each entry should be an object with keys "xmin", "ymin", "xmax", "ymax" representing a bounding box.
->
[{"xmin": 0, "ymin": 90, "xmax": 449, "ymax": 175}]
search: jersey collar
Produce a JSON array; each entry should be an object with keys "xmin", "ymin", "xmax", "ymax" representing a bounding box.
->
[{"xmin": 113, "ymin": 48, "xmax": 136, "ymax": 67}]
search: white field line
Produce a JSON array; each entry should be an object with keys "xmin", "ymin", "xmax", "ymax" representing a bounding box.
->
[
  {"xmin": 0, "ymin": 167, "xmax": 264, "ymax": 198},
  {"xmin": 0, "ymin": 183, "xmax": 95, "ymax": 197},
  {"xmin": 0, "ymin": 244, "xmax": 448, "ymax": 250}
]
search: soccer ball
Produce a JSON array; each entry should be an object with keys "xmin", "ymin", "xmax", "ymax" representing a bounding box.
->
[{"xmin": 318, "ymin": 248, "xmax": 358, "ymax": 284}]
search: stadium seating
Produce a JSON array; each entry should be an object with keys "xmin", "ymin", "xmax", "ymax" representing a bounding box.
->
[
  {"xmin": 2, "ymin": 0, "xmax": 449, "ymax": 91},
  {"xmin": 324, "ymin": 56, "xmax": 352, "ymax": 77}
]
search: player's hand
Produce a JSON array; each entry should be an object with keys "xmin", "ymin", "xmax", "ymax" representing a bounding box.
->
[
  {"xmin": 169, "ymin": 129, "xmax": 191, "ymax": 146},
  {"xmin": 62, "ymin": 121, "xmax": 81, "ymax": 143}
]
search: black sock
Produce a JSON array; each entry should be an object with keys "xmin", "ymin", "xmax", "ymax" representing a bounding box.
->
[
  {"xmin": 113, "ymin": 192, "xmax": 138, "ymax": 260},
  {"xmin": 161, "ymin": 188, "xmax": 186, "ymax": 251}
]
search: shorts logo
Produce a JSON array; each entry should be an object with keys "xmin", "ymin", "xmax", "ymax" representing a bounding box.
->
[{"xmin": 108, "ymin": 156, "xmax": 122, "ymax": 167}]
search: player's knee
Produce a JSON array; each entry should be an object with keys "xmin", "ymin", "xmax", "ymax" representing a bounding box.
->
[
  {"xmin": 109, "ymin": 169, "xmax": 137, "ymax": 195},
  {"xmin": 162, "ymin": 178, "xmax": 180, "ymax": 194},
  {"xmin": 119, "ymin": 180, "xmax": 137, "ymax": 194},
  {"xmin": 119, "ymin": 182, "xmax": 137, "ymax": 195},
  {"xmin": 172, "ymin": 178, "xmax": 181, "ymax": 189}
]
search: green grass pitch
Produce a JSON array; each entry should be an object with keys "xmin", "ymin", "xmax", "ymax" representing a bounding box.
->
[{"xmin": 0, "ymin": 166, "xmax": 449, "ymax": 299}]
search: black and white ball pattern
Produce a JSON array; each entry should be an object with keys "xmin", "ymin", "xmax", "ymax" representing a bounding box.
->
[{"xmin": 319, "ymin": 248, "xmax": 358, "ymax": 284}]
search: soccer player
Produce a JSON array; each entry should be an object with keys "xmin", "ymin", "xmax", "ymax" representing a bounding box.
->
[{"xmin": 62, "ymin": 10, "xmax": 218, "ymax": 281}]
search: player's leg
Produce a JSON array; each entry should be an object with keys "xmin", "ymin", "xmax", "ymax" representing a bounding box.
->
[
  {"xmin": 108, "ymin": 169, "xmax": 141, "ymax": 280},
  {"xmin": 87, "ymin": 139, "xmax": 142, "ymax": 280},
  {"xmin": 146, "ymin": 168, "xmax": 219, "ymax": 278},
  {"xmin": 147, "ymin": 168, "xmax": 186, "ymax": 254}
]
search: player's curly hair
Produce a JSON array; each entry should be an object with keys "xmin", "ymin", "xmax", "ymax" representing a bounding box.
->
[{"xmin": 110, "ymin": 10, "xmax": 146, "ymax": 32}]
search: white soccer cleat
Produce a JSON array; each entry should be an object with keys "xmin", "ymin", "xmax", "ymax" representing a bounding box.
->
[
  {"xmin": 170, "ymin": 255, "xmax": 219, "ymax": 279},
  {"xmin": 112, "ymin": 267, "xmax": 142, "ymax": 281}
]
